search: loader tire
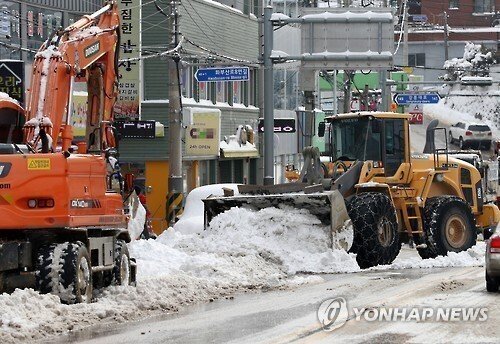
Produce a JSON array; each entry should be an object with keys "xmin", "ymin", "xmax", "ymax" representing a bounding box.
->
[
  {"xmin": 111, "ymin": 240, "xmax": 132, "ymax": 286},
  {"xmin": 347, "ymin": 193, "xmax": 401, "ymax": 269},
  {"xmin": 417, "ymin": 196, "xmax": 476, "ymax": 259}
]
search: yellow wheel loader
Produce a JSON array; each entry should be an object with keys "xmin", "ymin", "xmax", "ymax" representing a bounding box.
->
[{"xmin": 204, "ymin": 112, "xmax": 500, "ymax": 268}]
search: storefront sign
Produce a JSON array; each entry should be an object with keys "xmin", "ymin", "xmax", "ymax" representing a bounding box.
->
[
  {"xmin": 115, "ymin": 120, "xmax": 155, "ymax": 139},
  {"xmin": 0, "ymin": 60, "xmax": 24, "ymax": 104},
  {"xmin": 114, "ymin": 0, "xmax": 141, "ymax": 120},
  {"xmin": 258, "ymin": 118, "xmax": 296, "ymax": 133},
  {"xmin": 185, "ymin": 109, "xmax": 221, "ymax": 156}
]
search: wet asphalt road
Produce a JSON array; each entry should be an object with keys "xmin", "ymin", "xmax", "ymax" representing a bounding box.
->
[{"xmin": 51, "ymin": 248, "xmax": 498, "ymax": 344}]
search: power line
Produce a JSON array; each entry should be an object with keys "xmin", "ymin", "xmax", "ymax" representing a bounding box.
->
[
  {"xmin": 119, "ymin": 36, "xmax": 184, "ymax": 62},
  {"xmin": 183, "ymin": 36, "xmax": 259, "ymax": 66},
  {"xmin": 181, "ymin": 0, "xmax": 228, "ymax": 55}
]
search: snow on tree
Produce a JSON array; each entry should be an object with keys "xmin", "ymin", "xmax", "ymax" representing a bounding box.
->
[{"xmin": 442, "ymin": 42, "xmax": 496, "ymax": 81}]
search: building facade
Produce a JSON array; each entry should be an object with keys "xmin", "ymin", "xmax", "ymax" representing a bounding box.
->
[
  {"xmin": 117, "ymin": 0, "xmax": 260, "ymax": 232},
  {"xmin": 0, "ymin": 0, "xmax": 101, "ymax": 85},
  {"xmin": 394, "ymin": 0, "xmax": 499, "ymax": 81}
]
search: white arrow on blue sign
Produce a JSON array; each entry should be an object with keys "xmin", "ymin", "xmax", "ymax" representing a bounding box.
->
[
  {"xmin": 394, "ymin": 92, "xmax": 441, "ymax": 105},
  {"xmin": 195, "ymin": 67, "xmax": 250, "ymax": 82}
]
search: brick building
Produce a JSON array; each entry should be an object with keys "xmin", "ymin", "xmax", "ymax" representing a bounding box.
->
[{"xmin": 394, "ymin": 0, "xmax": 499, "ymax": 80}]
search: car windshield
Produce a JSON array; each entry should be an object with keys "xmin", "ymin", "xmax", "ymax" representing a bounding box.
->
[
  {"xmin": 330, "ymin": 117, "xmax": 382, "ymax": 161},
  {"xmin": 468, "ymin": 125, "xmax": 490, "ymax": 132}
]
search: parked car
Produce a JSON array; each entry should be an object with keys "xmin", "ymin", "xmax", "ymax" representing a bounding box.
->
[
  {"xmin": 448, "ymin": 122, "xmax": 492, "ymax": 150},
  {"xmin": 486, "ymin": 231, "xmax": 500, "ymax": 292}
]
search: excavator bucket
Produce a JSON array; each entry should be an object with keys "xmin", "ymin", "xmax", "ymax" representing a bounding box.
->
[{"xmin": 203, "ymin": 184, "xmax": 352, "ymax": 250}]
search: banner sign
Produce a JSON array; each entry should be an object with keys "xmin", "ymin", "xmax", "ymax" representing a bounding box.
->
[{"xmin": 114, "ymin": 0, "xmax": 141, "ymax": 120}]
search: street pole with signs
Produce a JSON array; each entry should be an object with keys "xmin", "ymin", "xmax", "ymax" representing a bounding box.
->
[{"xmin": 167, "ymin": 1, "xmax": 183, "ymax": 226}]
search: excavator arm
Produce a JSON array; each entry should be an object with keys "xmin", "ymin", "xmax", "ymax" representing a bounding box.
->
[{"xmin": 24, "ymin": 1, "xmax": 120, "ymax": 153}]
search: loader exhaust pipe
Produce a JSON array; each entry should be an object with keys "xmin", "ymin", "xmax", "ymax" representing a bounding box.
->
[{"xmin": 423, "ymin": 119, "xmax": 439, "ymax": 154}]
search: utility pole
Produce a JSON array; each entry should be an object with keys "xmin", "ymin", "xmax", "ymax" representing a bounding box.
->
[
  {"xmin": 343, "ymin": 70, "xmax": 352, "ymax": 113},
  {"xmin": 403, "ymin": 0, "xmax": 409, "ymax": 66},
  {"xmin": 263, "ymin": 5, "xmax": 274, "ymax": 185},
  {"xmin": 443, "ymin": 11, "xmax": 449, "ymax": 61},
  {"xmin": 333, "ymin": 70, "xmax": 337, "ymax": 115},
  {"xmin": 167, "ymin": 0, "xmax": 183, "ymax": 226}
]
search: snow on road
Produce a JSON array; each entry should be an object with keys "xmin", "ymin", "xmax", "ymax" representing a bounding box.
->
[
  {"xmin": 0, "ymin": 204, "xmax": 488, "ymax": 343},
  {"xmin": 1, "ymin": 92, "xmax": 497, "ymax": 342}
]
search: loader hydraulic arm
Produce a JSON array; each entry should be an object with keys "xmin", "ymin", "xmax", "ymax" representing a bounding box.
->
[{"xmin": 23, "ymin": 1, "xmax": 120, "ymax": 153}]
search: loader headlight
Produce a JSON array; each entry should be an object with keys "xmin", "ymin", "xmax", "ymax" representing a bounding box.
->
[
  {"xmin": 435, "ymin": 173, "xmax": 444, "ymax": 182},
  {"xmin": 28, "ymin": 199, "xmax": 37, "ymax": 208}
]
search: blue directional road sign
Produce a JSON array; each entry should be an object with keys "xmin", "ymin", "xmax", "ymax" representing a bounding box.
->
[
  {"xmin": 394, "ymin": 92, "xmax": 440, "ymax": 106},
  {"xmin": 195, "ymin": 67, "xmax": 249, "ymax": 82}
]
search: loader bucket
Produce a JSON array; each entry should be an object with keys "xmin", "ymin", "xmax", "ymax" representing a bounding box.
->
[{"xmin": 203, "ymin": 188, "xmax": 351, "ymax": 250}]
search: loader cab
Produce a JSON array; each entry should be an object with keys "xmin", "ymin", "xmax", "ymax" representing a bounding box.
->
[{"xmin": 322, "ymin": 113, "xmax": 408, "ymax": 177}]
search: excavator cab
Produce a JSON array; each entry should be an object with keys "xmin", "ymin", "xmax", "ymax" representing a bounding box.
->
[{"xmin": 0, "ymin": 99, "xmax": 25, "ymax": 145}]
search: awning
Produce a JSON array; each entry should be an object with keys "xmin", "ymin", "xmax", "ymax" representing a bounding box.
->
[
  {"xmin": 220, "ymin": 147, "xmax": 259, "ymax": 158},
  {"xmin": 219, "ymin": 139, "xmax": 259, "ymax": 158}
]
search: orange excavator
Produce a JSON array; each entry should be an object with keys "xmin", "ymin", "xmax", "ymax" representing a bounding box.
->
[{"xmin": 0, "ymin": 1, "xmax": 135, "ymax": 303}]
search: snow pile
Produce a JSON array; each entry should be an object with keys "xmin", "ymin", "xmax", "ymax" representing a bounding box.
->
[
  {"xmin": 125, "ymin": 191, "xmax": 147, "ymax": 240},
  {"xmin": 378, "ymin": 242, "xmax": 486, "ymax": 270},
  {"xmin": 137, "ymin": 206, "xmax": 358, "ymax": 279},
  {"xmin": 173, "ymin": 183, "xmax": 240, "ymax": 234}
]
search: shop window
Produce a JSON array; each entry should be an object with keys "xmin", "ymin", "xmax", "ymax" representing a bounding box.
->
[
  {"xmin": 181, "ymin": 66, "xmax": 192, "ymax": 98},
  {"xmin": 232, "ymin": 81, "xmax": 241, "ymax": 104},
  {"xmin": 0, "ymin": 1, "xmax": 21, "ymax": 60},
  {"xmin": 26, "ymin": 6, "xmax": 63, "ymax": 59},
  {"xmin": 249, "ymin": 158, "xmax": 257, "ymax": 184},
  {"xmin": 216, "ymin": 81, "xmax": 225, "ymax": 103},
  {"xmin": 209, "ymin": 160, "xmax": 216, "ymax": 184},
  {"xmin": 251, "ymin": 69, "xmax": 258, "ymax": 107},
  {"xmin": 274, "ymin": 69, "xmax": 285, "ymax": 109},
  {"xmin": 210, "ymin": 82, "xmax": 216, "ymax": 104},
  {"xmin": 219, "ymin": 160, "xmax": 232, "ymax": 183},
  {"xmin": 234, "ymin": 160, "xmax": 244, "ymax": 183},
  {"xmin": 198, "ymin": 81, "xmax": 208, "ymax": 101}
]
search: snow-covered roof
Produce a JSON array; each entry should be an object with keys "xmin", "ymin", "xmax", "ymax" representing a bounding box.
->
[{"xmin": 301, "ymin": 10, "xmax": 392, "ymax": 21}]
